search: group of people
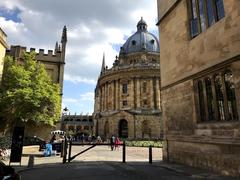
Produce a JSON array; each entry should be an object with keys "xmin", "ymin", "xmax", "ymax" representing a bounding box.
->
[{"xmin": 110, "ymin": 135, "xmax": 121, "ymax": 151}]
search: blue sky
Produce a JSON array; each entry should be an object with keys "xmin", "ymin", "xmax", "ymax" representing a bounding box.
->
[{"xmin": 0, "ymin": 0, "xmax": 159, "ymax": 115}]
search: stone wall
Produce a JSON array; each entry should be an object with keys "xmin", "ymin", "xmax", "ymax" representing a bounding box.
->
[
  {"xmin": 158, "ymin": 0, "xmax": 240, "ymax": 176},
  {"xmin": 96, "ymin": 111, "xmax": 161, "ymax": 140},
  {"xmin": 160, "ymin": 0, "xmax": 240, "ymax": 87},
  {"xmin": 0, "ymin": 28, "xmax": 7, "ymax": 84}
]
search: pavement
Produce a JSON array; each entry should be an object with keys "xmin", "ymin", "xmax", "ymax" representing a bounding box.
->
[{"xmin": 1, "ymin": 145, "xmax": 238, "ymax": 179}]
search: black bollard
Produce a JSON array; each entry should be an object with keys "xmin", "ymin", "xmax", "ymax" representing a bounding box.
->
[
  {"xmin": 28, "ymin": 155, "xmax": 34, "ymax": 168},
  {"xmin": 122, "ymin": 141, "xmax": 126, "ymax": 163},
  {"xmin": 68, "ymin": 141, "xmax": 72, "ymax": 162},
  {"xmin": 63, "ymin": 138, "xmax": 67, "ymax": 163},
  {"xmin": 149, "ymin": 145, "xmax": 152, "ymax": 164}
]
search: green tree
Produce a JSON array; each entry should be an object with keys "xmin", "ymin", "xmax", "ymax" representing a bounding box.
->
[{"xmin": 0, "ymin": 52, "xmax": 61, "ymax": 133}]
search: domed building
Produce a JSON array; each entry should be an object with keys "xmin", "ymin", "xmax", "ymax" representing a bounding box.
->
[{"xmin": 93, "ymin": 18, "xmax": 162, "ymax": 139}]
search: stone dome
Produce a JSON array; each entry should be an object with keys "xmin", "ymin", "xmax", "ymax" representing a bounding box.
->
[{"xmin": 120, "ymin": 17, "xmax": 160, "ymax": 55}]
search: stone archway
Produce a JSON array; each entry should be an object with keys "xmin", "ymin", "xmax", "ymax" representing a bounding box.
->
[{"xmin": 118, "ymin": 119, "xmax": 128, "ymax": 138}]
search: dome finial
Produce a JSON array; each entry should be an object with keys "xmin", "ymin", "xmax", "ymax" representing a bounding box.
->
[{"xmin": 137, "ymin": 17, "xmax": 147, "ymax": 31}]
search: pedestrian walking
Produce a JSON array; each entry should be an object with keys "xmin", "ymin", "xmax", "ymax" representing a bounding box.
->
[
  {"xmin": 96, "ymin": 136, "xmax": 102, "ymax": 143},
  {"xmin": 110, "ymin": 135, "xmax": 115, "ymax": 151},
  {"xmin": 114, "ymin": 137, "xmax": 121, "ymax": 150}
]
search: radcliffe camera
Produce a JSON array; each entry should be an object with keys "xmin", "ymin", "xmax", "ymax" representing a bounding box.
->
[{"xmin": 0, "ymin": 0, "xmax": 239, "ymax": 179}]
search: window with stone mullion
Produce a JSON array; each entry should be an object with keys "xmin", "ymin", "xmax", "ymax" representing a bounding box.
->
[
  {"xmin": 189, "ymin": 0, "xmax": 225, "ymax": 38},
  {"xmin": 214, "ymin": 74, "xmax": 226, "ymax": 121},
  {"xmin": 197, "ymin": 80, "xmax": 206, "ymax": 121},
  {"xmin": 205, "ymin": 77, "xmax": 215, "ymax": 121},
  {"xmin": 224, "ymin": 70, "xmax": 238, "ymax": 121}
]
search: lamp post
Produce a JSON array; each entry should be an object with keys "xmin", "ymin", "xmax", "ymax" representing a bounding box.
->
[{"xmin": 61, "ymin": 107, "xmax": 69, "ymax": 131}]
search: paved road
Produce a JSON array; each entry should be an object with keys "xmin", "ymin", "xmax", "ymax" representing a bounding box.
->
[
  {"xmin": 13, "ymin": 146, "xmax": 236, "ymax": 180},
  {"xmin": 20, "ymin": 161, "xmax": 193, "ymax": 180}
]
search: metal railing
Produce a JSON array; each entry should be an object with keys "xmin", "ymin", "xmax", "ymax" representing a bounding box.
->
[{"xmin": 62, "ymin": 139, "xmax": 154, "ymax": 164}]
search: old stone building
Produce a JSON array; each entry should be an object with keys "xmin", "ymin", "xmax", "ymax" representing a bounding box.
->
[
  {"xmin": 93, "ymin": 18, "xmax": 162, "ymax": 140},
  {"xmin": 6, "ymin": 26, "xmax": 67, "ymax": 94},
  {"xmin": 4, "ymin": 26, "xmax": 67, "ymax": 139},
  {"xmin": 157, "ymin": 0, "xmax": 240, "ymax": 176},
  {"xmin": 61, "ymin": 114, "xmax": 94, "ymax": 137},
  {"xmin": 0, "ymin": 27, "xmax": 8, "ymax": 84}
]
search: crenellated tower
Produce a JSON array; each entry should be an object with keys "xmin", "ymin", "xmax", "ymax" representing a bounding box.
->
[{"xmin": 6, "ymin": 26, "xmax": 67, "ymax": 95}]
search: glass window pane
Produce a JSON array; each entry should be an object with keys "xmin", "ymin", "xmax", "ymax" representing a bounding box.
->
[
  {"xmin": 191, "ymin": 0, "xmax": 198, "ymax": 19},
  {"xmin": 122, "ymin": 84, "xmax": 128, "ymax": 94},
  {"xmin": 199, "ymin": 0, "xmax": 207, "ymax": 31},
  {"xmin": 198, "ymin": 81, "xmax": 206, "ymax": 121},
  {"xmin": 224, "ymin": 71, "xmax": 238, "ymax": 120},
  {"xmin": 216, "ymin": 0, "xmax": 225, "ymax": 20},
  {"xmin": 207, "ymin": 0, "xmax": 216, "ymax": 26},
  {"xmin": 205, "ymin": 78, "xmax": 214, "ymax": 121},
  {"xmin": 215, "ymin": 74, "xmax": 225, "ymax": 121}
]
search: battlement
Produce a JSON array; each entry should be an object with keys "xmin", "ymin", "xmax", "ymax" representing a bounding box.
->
[{"xmin": 6, "ymin": 45, "xmax": 63, "ymax": 61}]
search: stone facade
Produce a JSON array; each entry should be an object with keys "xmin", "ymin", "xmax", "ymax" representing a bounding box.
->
[
  {"xmin": 0, "ymin": 28, "xmax": 8, "ymax": 84},
  {"xmin": 6, "ymin": 26, "xmax": 67, "ymax": 94},
  {"xmin": 4, "ymin": 27, "xmax": 67, "ymax": 139},
  {"xmin": 93, "ymin": 19, "xmax": 162, "ymax": 140},
  {"xmin": 61, "ymin": 115, "xmax": 94, "ymax": 137},
  {"xmin": 157, "ymin": 0, "xmax": 240, "ymax": 176}
]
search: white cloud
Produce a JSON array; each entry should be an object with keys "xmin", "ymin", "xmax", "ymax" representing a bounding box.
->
[
  {"xmin": 80, "ymin": 92, "xmax": 94, "ymax": 102},
  {"xmin": 0, "ymin": 0, "xmax": 158, "ymax": 83},
  {"xmin": 64, "ymin": 74, "xmax": 96, "ymax": 85},
  {"xmin": 0, "ymin": 0, "xmax": 158, "ymax": 113}
]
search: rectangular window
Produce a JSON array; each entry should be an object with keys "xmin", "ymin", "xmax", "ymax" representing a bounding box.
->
[
  {"xmin": 123, "ymin": 100, "xmax": 128, "ymax": 106},
  {"xmin": 122, "ymin": 83, "xmax": 128, "ymax": 94},
  {"xmin": 195, "ymin": 69, "xmax": 238, "ymax": 123},
  {"xmin": 189, "ymin": 0, "xmax": 225, "ymax": 38}
]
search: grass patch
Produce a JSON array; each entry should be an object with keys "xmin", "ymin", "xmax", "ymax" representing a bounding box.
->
[{"xmin": 125, "ymin": 140, "xmax": 162, "ymax": 148}]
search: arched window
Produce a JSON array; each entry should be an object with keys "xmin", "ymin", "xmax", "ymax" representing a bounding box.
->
[
  {"xmin": 122, "ymin": 83, "xmax": 128, "ymax": 94},
  {"xmin": 224, "ymin": 70, "xmax": 238, "ymax": 120},
  {"xmin": 215, "ymin": 74, "xmax": 225, "ymax": 121},
  {"xmin": 205, "ymin": 78, "xmax": 214, "ymax": 121},
  {"xmin": 197, "ymin": 80, "xmax": 206, "ymax": 121},
  {"xmin": 118, "ymin": 119, "xmax": 128, "ymax": 138}
]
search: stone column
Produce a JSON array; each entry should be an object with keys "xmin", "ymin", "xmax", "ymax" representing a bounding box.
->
[
  {"xmin": 136, "ymin": 78, "xmax": 141, "ymax": 108},
  {"xmin": 133, "ymin": 77, "xmax": 137, "ymax": 109},
  {"xmin": 150, "ymin": 78, "xmax": 154, "ymax": 108},
  {"xmin": 119, "ymin": 80, "xmax": 122, "ymax": 109},
  {"xmin": 130, "ymin": 78, "xmax": 134, "ymax": 108},
  {"xmin": 106, "ymin": 83, "xmax": 108, "ymax": 111},
  {"xmin": 111, "ymin": 82, "xmax": 114, "ymax": 111},
  {"xmin": 156, "ymin": 77, "xmax": 161, "ymax": 110},
  {"xmin": 99, "ymin": 86, "xmax": 102, "ymax": 111},
  {"xmin": 115, "ymin": 79, "xmax": 119, "ymax": 110},
  {"xmin": 101, "ymin": 86, "xmax": 104, "ymax": 112}
]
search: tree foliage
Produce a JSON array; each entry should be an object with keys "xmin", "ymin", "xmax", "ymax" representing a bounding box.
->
[{"xmin": 0, "ymin": 52, "xmax": 61, "ymax": 132}]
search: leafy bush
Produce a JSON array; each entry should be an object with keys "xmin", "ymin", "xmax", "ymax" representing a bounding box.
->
[
  {"xmin": 0, "ymin": 136, "xmax": 12, "ymax": 149},
  {"xmin": 125, "ymin": 140, "xmax": 162, "ymax": 148}
]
